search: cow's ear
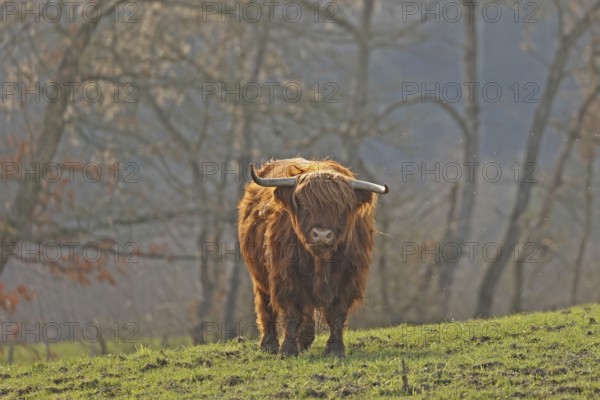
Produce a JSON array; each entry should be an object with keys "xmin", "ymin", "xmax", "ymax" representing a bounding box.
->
[
  {"xmin": 354, "ymin": 190, "xmax": 375, "ymax": 207},
  {"xmin": 273, "ymin": 187, "xmax": 295, "ymax": 210}
]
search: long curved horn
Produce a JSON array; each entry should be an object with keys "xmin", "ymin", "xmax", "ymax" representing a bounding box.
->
[
  {"xmin": 250, "ymin": 164, "xmax": 297, "ymax": 187},
  {"xmin": 350, "ymin": 179, "xmax": 389, "ymax": 194}
]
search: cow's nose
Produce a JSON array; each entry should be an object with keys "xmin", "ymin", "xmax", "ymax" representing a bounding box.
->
[{"xmin": 310, "ymin": 227, "xmax": 335, "ymax": 245}]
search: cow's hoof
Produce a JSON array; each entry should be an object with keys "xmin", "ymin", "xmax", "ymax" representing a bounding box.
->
[
  {"xmin": 297, "ymin": 333, "xmax": 315, "ymax": 351},
  {"xmin": 278, "ymin": 340, "xmax": 299, "ymax": 358},
  {"xmin": 324, "ymin": 343, "xmax": 346, "ymax": 358},
  {"xmin": 261, "ymin": 341, "xmax": 279, "ymax": 354},
  {"xmin": 298, "ymin": 339, "xmax": 314, "ymax": 351}
]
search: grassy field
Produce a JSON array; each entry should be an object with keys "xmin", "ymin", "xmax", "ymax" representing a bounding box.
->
[
  {"xmin": 0, "ymin": 336, "xmax": 193, "ymax": 365},
  {"xmin": 1, "ymin": 304, "xmax": 599, "ymax": 399}
]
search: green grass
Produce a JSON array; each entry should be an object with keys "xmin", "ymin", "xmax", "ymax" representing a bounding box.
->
[
  {"xmin": 0, "ymin": 336, "xmax": 192, "ymax": 365},
  {"xmin": 1, "ymin": 304, "xmax": 599, "ymax": 399}
]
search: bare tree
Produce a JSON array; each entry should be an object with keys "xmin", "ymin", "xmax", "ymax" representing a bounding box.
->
[
  {"xmin": 0, "ymin": 12, "xmax": 110, "ymax": 278},
  {"xmin": 510, "ymin": 82, "xmax": 600, "ymax": 312},
  {"xmin": 476, "ymin": 1, "xmax": 600, "ymax": 317}
]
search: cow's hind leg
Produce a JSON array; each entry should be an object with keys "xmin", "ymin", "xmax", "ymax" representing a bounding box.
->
[
  {"xmin": 255, "ymin": 289, "xmax": 278, "ymax": 354},
  {"xmin": 297, "ymin": 305, "xmax": 315, "ymax": 351}
]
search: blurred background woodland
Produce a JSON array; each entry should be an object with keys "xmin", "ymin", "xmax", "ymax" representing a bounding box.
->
[{"xmin": 1, "ymin": 0, "xmax": 600, "ymax": 361}]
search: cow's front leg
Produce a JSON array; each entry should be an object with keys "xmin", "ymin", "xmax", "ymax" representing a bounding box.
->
[
  {"xmin": 297, "ymin": 305, "xmax": 315, "ymax": 351},
  {"xmin": 323, "ymin": 306, "xmax": 347, "ymax": 357},
  {"xmin": 254, "ymin": 289, "xmax": 279, "ymax": 354},
  {"xmin": 279, "ymin": 306, "xmax": 302, "ymax": 358}
]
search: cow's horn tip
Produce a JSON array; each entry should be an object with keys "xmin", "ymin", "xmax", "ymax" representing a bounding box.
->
[{"xmin": 250, "ymin": 163, "xmax": 259, "ymax": 182}]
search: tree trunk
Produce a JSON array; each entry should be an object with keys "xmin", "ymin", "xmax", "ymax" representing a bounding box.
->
[
  {"xmin": 191, "ymin": 215, "xmax": 217, "ymax": 345},
  {"xmin": 223, "ymin": 257, "xmax": 242, "ymax": 340},
  {"xmin": 455, "ymin": 0, "xmax": 480, "ymax": 257},
  {"xmin": 223, "ymin": 22, "xmax": 270, "ymax": 340},
  {"xmin": 571, "ymin": 150, "xmax": 595, "ymax": 304},
  {"xmin": 7, "ymin": 342, "xmax": 14, "ymax": 364},
  {"xmin": 0, "ymin": 255, "xmax": 9, "ymax": 281},
  {"xmin": 436, "ymin": 10, "xmax": 480, "ymax": 319},
  {"xmin": 346, "ymin": 0, "xmax": 373, "ymax": 167},
  {"xmin": 1, "ymin": 16, "xmax": 105, "ymax": 278},
  {"xmin": 437, "ymin": 183, "xmax": 461, "ymax": 318}
]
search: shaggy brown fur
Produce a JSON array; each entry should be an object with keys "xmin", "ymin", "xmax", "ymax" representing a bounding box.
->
[{"xmin": 238, "ymin": 158, "xmax": 380, "ymax": 357}]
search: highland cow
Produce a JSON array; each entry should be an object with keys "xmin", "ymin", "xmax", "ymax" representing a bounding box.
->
[{"xmin": 238, "ymin": 158, "xmax": 388, "ymax": 357}]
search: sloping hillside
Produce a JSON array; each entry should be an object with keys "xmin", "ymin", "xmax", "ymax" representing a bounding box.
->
[{"xmin": 1, "ymin": 304, "xmax": 599, "ymax": 399}]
